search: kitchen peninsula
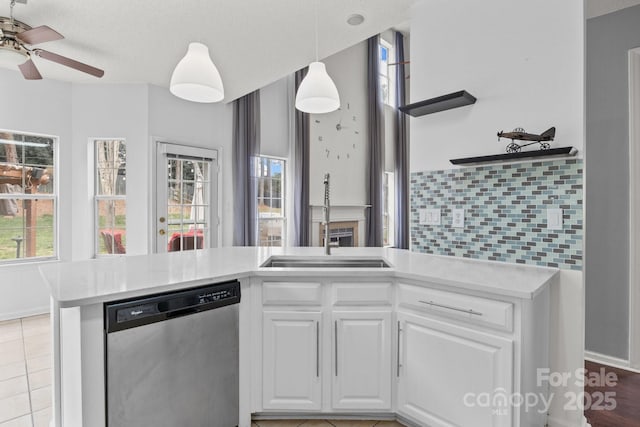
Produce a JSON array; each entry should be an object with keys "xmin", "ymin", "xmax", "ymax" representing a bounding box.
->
[{"xmin": 40, "ymin": 247, "xmax": 558, "ymax": 427}]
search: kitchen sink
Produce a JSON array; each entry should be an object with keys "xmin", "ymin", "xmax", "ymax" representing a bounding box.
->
[{"xmin": 260, "ymin": 256, "xmax": 392, "ymax": 268}]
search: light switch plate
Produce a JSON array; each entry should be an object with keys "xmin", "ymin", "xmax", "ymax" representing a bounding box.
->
[
  {"xmin": 452, "ymin": 208, "xmax": 465, "ymax": 228},
  {"xmin": 547, "ymin": 208, "xmax": 563, "ymax": 230}
]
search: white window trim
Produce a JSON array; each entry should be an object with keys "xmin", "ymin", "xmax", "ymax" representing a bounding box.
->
[
  {"xmin": 256, "ymin": 155, "xmax": 287, "ymax": 247},
  {"xmin": 0, "ymin": 129, "xmax": 58, "ymax": 265},
  {"xmin": 94, "ymin": 139, "xmax": 126, "ymax": 257}
]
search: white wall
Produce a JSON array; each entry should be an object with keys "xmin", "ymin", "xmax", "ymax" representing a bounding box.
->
[
  {"xmin": 260, "ymin": 77, "xmax": 291, "ymax": 159},
  {"xmin": 409, "ymin": 2, "xmax": 586, "ymax": 425},
  {"xmin": 309, "ymin": 42, "xmax": 368, "ymax": 206},
  {"xmin": 0, "ymin": 69, "xmax": 72, "ymax": 319},
  {"xmin": 409, "ymin": 0, "xmax": 584, "ymax": 173},
  {"xmin": 71, "ymin": 84, "xmax": 149, "ymax": 258}
]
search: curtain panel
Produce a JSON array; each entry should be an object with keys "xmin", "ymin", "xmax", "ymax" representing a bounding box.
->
[
  {"xmin": 232, "ymin": 90, "xmax": 261, "ymax": 246},
  {"xmin": 394, "ymin": 31, "xmax": 410, "ymax": 249},
  {"xmin": 366, "ymin": 35, "xmax": 385, "ymax": 247},
  {"xmin": 292, "ymin": 68, "xmax": 312, "ymax": 246}
]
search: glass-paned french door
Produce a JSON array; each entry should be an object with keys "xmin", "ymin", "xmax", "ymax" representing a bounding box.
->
[{"xmin": 155, "ymin": 142, "xmax": 219, "ymax": 253}]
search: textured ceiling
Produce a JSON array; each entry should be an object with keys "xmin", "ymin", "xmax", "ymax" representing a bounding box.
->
[{"xmin": 0, "ymin": 0, "xmax": 415, "ymax": 101}]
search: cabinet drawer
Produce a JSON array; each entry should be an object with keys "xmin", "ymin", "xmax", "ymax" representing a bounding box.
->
[
  {"xmin": 262, "ymin": 282, "xmax": 322, "ymax": 306},
  {"xmin": 332, "ymin": 282, "xmax": 393, "ymax": 306},
  {"xmin": 397, "ymin": 284, "xmax": 513, "ymax": 331}
]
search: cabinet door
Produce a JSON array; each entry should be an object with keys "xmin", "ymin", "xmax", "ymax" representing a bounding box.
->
[
  {"xmin": 397, "ymin": 312, "xmax": 513, "ymax": 427},
  {"xmin": 332, "ymin": 311, "xmax": 392, "ymax": 410},
  {"xmin": 262, "ymin": 311, "xmax": 322, "ymax": 410}
]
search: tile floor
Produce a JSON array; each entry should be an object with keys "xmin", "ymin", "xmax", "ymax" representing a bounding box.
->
[
  {"xmin": 252, "ymin": 420, "xmax": 405, "ymax": 427},
  {"xmin": 0, "ymin": 314, "xmax": 52, "ymax": 427}
]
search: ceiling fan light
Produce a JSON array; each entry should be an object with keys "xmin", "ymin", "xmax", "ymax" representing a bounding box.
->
[
  {"xmin": 170, "ymin": 42, "xmax": 224, "ymax": 103},
  {"xmin": 295, "ymin": 62, "xmax": 340, "ymax": 114},
  {"xmin": 0, "ymin": 48, "xmax": 27, "ymax": 68}
]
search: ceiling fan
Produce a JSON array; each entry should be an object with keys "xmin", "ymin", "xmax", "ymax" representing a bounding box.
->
[{"xmin": 0, "ymin": 0, "xmax": 103, "ymax": 80}]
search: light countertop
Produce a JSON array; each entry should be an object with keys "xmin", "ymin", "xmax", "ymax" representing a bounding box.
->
[{"xmin": 39, "ymin": 247, "xmax": 558, "ymax": 307}]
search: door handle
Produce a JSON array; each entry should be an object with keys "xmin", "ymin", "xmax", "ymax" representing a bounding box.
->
[
  {"xmin": 159, "ymin": 229, "xmax": 166, "ymax": 236},
  {"xmin": 334, "ymin": 320, "xmax": 338, "ymax": 377},
  {"xmin": 397, "ymin": 320, "xmax": 402, "ymax": 377},
  {"xmin": 316, "ymin": 321, "xmax": 320, "ymax": 378}
]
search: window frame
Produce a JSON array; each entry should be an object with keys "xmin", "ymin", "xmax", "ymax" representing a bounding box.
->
[
  {"xmin": 94, "ymin": 138, "xmax": 127, "ymax": 257},
  {"xmin": 0, "ymin": 129, "xmax": 58, "ymax": 265},
  {"xmin": 255, "ymin": 155, "xmax": 287, "ymax": 247},
  {"xmin": 383, "ymin": 171, "xmax": 395, "ymax": 248},
  {"xmin": 379, "ymin": 38, "xmax": 393, "ymax": 107}
]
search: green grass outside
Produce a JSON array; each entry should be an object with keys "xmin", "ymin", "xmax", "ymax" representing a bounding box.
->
[{"xmin": 0, "ymin": 214, "xmax": 54, "ymax": 260}]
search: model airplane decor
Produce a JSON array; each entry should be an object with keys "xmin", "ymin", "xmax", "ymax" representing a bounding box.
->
[{"xmin": 497, "ymin": 127, "xmax": 556, "ymax": 153}]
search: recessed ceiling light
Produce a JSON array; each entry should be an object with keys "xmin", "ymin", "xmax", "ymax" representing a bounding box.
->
[{"xmin": 347, "ymin": 14, "xmax": 365, "ymax": 26}]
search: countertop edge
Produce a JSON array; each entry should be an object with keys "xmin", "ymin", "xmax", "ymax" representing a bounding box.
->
[{"xmin": 46, "ymin": 260, "xmax": 560, "ymax": 308}]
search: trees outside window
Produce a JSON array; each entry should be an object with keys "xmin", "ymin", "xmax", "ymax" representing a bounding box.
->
[
  {"xmin": 255, "ymin": 156, "xmax": 285, "ymax": 246},
  {"xmin": 95, "ymin": 140, "xmax": 126, "ymax": 255},
  {"xmin": 0, "ymin": 130, "xmax": 56, "ymax": 262}
]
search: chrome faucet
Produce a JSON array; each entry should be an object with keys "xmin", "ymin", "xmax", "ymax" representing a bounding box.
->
[{"xmin": 323, "ymin": 173, "xmax": 331, "ymax": 255}]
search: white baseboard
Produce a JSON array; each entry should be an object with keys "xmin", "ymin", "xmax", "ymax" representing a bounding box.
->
[
  {"xmin": 0, "ymin": 306, "xmax": 49, "ymax": 322},
  {"xmin": 585, "ymin": 350, "xmax": 640, "ymax": 373}
]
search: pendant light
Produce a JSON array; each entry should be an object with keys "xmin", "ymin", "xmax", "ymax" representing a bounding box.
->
[
  {"xmin": 170, "ymin": 42, "xmax": 224, "ymax": 103},
  {"xmin": 295, "ymin": 0, "xmax": 340, "ymax": 114}
]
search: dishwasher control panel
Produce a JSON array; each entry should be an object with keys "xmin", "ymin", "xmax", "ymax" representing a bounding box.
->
[
  {"xmin": 198, "ymin": 288, "xmax": 238, "ymax": 304},
  {"xmin": 105, "ymin": 280, "xmax": 241, "ymax": 333}
]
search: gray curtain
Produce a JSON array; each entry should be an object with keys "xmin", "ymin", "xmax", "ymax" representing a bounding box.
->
[
  {"xmin": 232, "ymin": 90, "xmax": 261, "ymax": 246},
  {"xmin": 366, "ymin": 35, "xmax": 385, "ymax": 247},
  {"xmin": 394, "ymin": 31, "xmax": 410, "ymax": 249},
  {"xmin": 292, "ymin": 68, "xmax": 311, "ymax": 246}
]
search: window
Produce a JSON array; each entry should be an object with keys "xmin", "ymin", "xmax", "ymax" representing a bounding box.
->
[
  {"xmin": 383, "ymin": 172, "xmax": 395, "ymax": 247},
  {"xmin": 255, "ymin": 156, "xmax": 285, "ymax": 246},
  {"xmin": 0, "ymin": 130, "xmax": 56, "ymax": 263},
  {"xmin": 379, "ymin": 39, "xmax": 392, "ymax": 106},
  {"xmin": 95, "ymin": 140, "xmax": 126, "ymax": 255}
]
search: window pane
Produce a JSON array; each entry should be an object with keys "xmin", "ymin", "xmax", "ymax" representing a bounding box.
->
[
  {"xmin": 97, "ymin": 140, "xmax": 126, "ymax": 196},
  {"xmin": 97, "ymin": 199, "xmax": 126, "ymax": 255},
  {"xmin": 380, "ymin": 76, "xmax": 389, "ymax": 104},
  {"xmin": 0, "ymin": 130, "xmax": 57, "ymax": 263},
  {"xmin": 258, "ymin": 218, "xmax": 284, "ymax": 246},
  {"xmin": 0, "ymin": 198, "xmax": 55, "ymax": 260}
]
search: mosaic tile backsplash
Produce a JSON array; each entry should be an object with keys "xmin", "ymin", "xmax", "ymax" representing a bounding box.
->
[{"xmin": 410, "ymin": 159, "xmax": 583, "ymax": 270}]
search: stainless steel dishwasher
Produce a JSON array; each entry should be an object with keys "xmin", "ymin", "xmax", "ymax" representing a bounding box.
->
[{"xmin": 104, "ymin": 280, "xmax": 240, "ymax": 427}]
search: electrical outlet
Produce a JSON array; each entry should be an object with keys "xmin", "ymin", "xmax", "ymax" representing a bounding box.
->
[
  {"xmin": 418, "ymin": 209, "xmax": 440, "ymax": 225},
  {"xmin": 419, "ymin": 208, "xmax": 441, "ymax": 225},
  {"xmin": 547, "ymin": 208, "xmax": 563, "ymax": 230},
  {"xmin": 452, "ymin": 208, "xmax": 465, "ymax": 228}
]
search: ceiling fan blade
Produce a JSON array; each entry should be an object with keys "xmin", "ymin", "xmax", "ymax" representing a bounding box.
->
[
  {"xmin": 16, "ymin": 25, "xmax": 63, "ymax": 45},
  {"xmin": 35, "ymin": 49, "xmax": 104, "ymax": 78},
  {"xmin": 18, "ymin": 59, "xmax": 42, "ymax": 80}
]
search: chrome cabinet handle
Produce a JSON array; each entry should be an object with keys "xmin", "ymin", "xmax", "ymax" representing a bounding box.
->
[
  {"xmin": 316, "ymin": 321, "xmax": 320, "ymax": 378},
  {"xmin": 334, "ymin": 320, "xmax": 338, "ymax": 377},
  {"xmin": 419, "ymin": 300, "xmax": 483, "ymax": 316},
  {"xmin": 397, "ymin": 320, "xmax": 401, "ymax": 377}
]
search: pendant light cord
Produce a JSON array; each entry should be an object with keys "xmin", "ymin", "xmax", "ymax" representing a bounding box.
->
[{"xmin": 314, "ymin": 0, "xmax": 318, "ymax": 62}]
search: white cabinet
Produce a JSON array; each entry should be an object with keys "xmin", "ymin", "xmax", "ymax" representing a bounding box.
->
[
  {"xmin": 331, "ymin": 311, "xmax": 392, "ymax": 410},
  {"xmin": 262, "ymin": 311, "xmax": 322, "ymax": 410},
  {"xmin": 397, "ymin": 311, "xmax": 514, "ymax": 427}
]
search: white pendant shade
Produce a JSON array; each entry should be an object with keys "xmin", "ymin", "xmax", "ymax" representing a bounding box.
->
[
  {"xmin": 295, "ymin": 62, "xmax": 340, "ymax": 114},
  {"xmin": 170, "ymin": 42, "xmax": 224, "ymax": 103}
]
